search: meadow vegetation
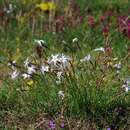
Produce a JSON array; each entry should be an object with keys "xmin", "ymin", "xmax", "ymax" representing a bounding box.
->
[{"xmin": 0, "ymin": 0, "xmax": 130, "ymax": 129}]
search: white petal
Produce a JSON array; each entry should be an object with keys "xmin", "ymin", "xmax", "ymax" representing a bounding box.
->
[
  {"xmin": 80, "ymin": 54, "xmax": 91, "ymax": 62},
  {"xmin": 58, "ymin": 90, "xmax": 64, "ymax": 99},
  {"xmin": 22, "ymin": 73, "xmax": 31, "ymax": 79},
  {"xmin": 10, "ymin": 69, "xmax": 19, "ymax": 79},
  {"xmin": 94, "ymin": 47, "xmax": 105, "ymax": 52},
  {"xmin": 40, "ymin": 64, "xmax": 49, "ymax": 74},
  {"xmin": 72, "ymin": 38, "xmax": 78, "ymax": 43}
]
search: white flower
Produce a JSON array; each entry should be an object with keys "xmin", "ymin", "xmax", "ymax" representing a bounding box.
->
[
  {"xmin": 126, "ymin": 79, "xmax": 130, "ymax": 85},
  {"xmin": 8, "ymin": 60, "xmax": 16, "ymax": 65},
  {"xmin": 58, "ymin": 91, "xmax": 65, "ymax": 99},
  {"xmin": 94, "ymin": 47, "xmax": 105, "ymax": 52},
  {"xmin": 24, "ymin": 58, "xmax": 30, "ymax": 68},
  {"xmin": 10, "ymin": 69, "xmax": 19, "ymax": 79},
  {"xmin": 72, "ymin": 38, "xmax": 78, "ymax": 43},
  {"xmin": 27, "ymin": 64, "xmax": 36, "ymax": 75},
  {"xmin": 122, "ymin": 84, "xmax": 130, "ymax": 92},
  {"xmin": 22, "ymin": 73, "xmax": 31, "ymax": 79},
  {"xmin": 8, "ymin": 60, "xmax": 16, "ymax": 70},
  {"xmin": 24, "ymin": 58, "xmax": 37, "ymax": 75},
  {"xmin": 114, "ymin": 62, "xmax": 121, "ymax": 69},
  {"xmin": 56, "ymin": 72, "xmax": 63, "ymax": 84},
  {"xmin": 125, "ymin": 86, "xmax": 130, "ymax": 92},
  {"xmin": 4, "ymin": 4, "xmax": 15, "ymax": 14},
  {"xmin": 122, "ymin": 78, "xmax": 130, "ymax": 92},
  {"xmin": 47, "ymin": 53, "xmax": 71, "ymax": 72},
  {"xmin": 80, "ymin": 54, "xmax": 91, "ymax": 62},
  {"xmin": 47, "ymin": 54, "xmax": 71, "ymax": 84},
  {"xmin": 57, "ymin": 71, "xmax": 63, "ymax": 80},
  {"xmin": 40, "ymin": 64, "xmax": 49, "ymax": 74},
  {"xmin": 34, "ymin": 39, "xmax": 45, "ymax": 47}
]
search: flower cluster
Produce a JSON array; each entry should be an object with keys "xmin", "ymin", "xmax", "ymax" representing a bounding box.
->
[
  {"xmin": 47, "ymin": 53, "xmax": 71, "ymax": 83},
  {"xmin": 9, "ymin": 52, "xmax": 71, "ymax": 85},
  {"xmin": 87, "ymin": 12, "xmax": 130, "ymax": 39}
]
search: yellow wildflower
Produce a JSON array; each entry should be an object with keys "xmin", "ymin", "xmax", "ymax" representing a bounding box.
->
[
  {"xmin": 27, "ymin": 79, "xmax": 34, "ymax": 86},
  {"xmin": 36, "ymin": 2, "xmax": 56, "ymax": 11},
  {"xmin": 23, "ymin": 79, "xmax": 34, "ymax": 90},
  {"xmin": 48, "ymin": 2, "xmax": 56, "ymax": 10}
]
